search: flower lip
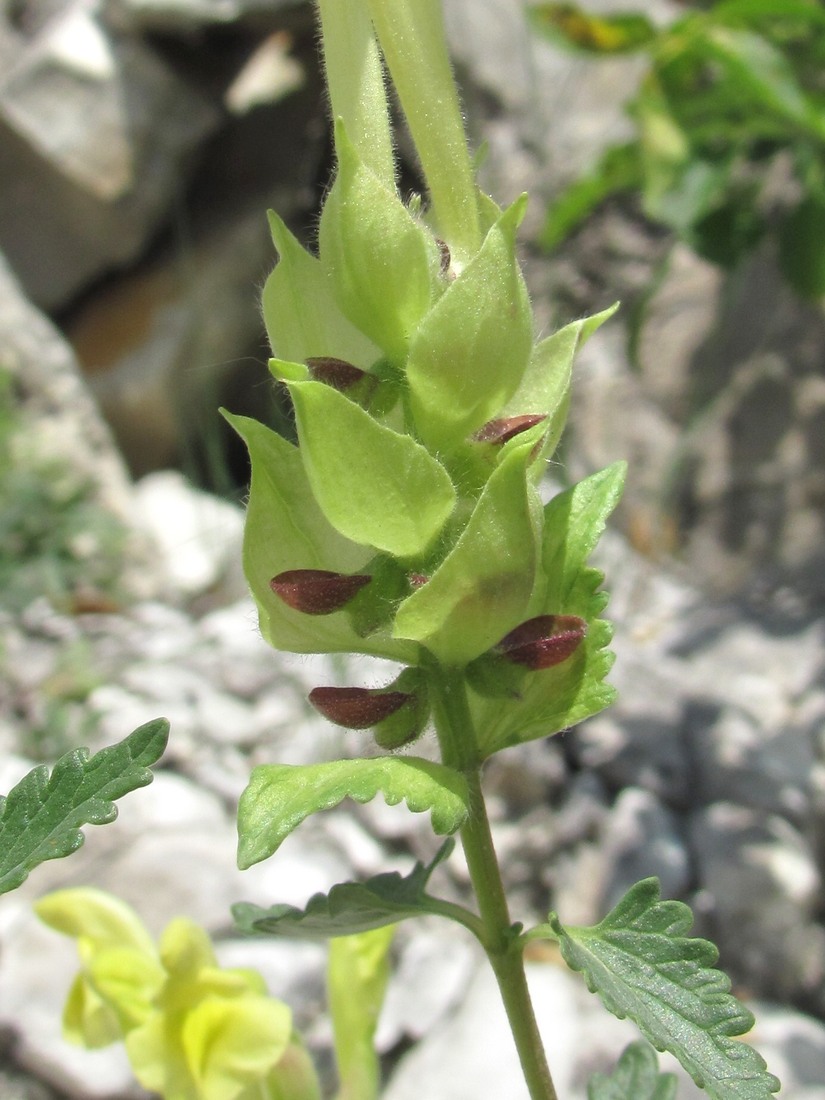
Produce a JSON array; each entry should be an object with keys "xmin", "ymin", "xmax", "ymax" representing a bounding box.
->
[
  {"xmin": 309, "ymin": 686, "xmax": 411, "ymax": 729},
  {"xmin": 472, "ymin": 414, "xmax": 547, "ymax": 445},
  {"xmin": 306, "ymin": 356, "xmax": 371, "ymax": 392},
  {"xmin": 270, "ymin": 569, "xmax": 371, "ymax": 615},
  {"xmin": 496, "ymin": 614, "xmax": 586, "ymax": 669}
]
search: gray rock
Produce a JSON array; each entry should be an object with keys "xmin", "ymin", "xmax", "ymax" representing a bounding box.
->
[
  {"xmin": 0, "ymin": 0, "xmax": 220, "ymax": 308},
  {"xmin": 600, "ymin": 786, "xmax": 691, "ymax": 909},
  {"xmin": 0, "ymin": 252, "xmax": 149, "ymax": 571},
  {"xmin": 689, "ymin": 802, "xmax": 825, "ymax": 1010},
  {"xmin": 377, "ymin": 922, "xmax": 477, "ymax": 1049},
  {"xmin": 383, "ymin": 955, "xmax": 703, "ymax": 1100},
  {"xmin": 133, "ymin": 471, "xmax": 246, "ymax": 603}
]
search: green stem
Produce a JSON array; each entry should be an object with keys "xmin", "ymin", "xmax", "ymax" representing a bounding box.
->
[
  {"xmin": 315, "ymin": 0, "xmax": 395, "ymax": 187},
  {"xmin": 366, "ymin": 0, "xmax": 482, "ymax": 265},
  {"xmin": 430, "ymin": 668, "xmax": 559, "ymax": 1100}
]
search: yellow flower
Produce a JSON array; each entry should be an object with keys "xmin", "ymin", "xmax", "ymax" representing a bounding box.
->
[{"xmin": 36, "ymin": 889, "xmax": 320, "ymax": 1100}]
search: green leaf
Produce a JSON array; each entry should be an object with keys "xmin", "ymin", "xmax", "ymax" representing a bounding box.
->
[
  {"xmin": 587, "ymin": 1041, "xmax": 677, "ymax": 1100},
  {"xmin": 237, "ymin": 760, "xmax": 469, "ymax": 869},
  {"xmin": 500, "ymin": 306, "xmax": 619, "ymax": 472},
  {"xmin": 529, "ymin": 4, "xmax": 656, "ymax": 54},
  {"xmin": 471, "ymin": 464, "xmax": 625, "ymax": 756},
  {"xmin": 319, "ymin": 121, "xmax": 441, "ymax": 362},
  {"xmin": 393, "ymin": 441, "xmax": 540, "ymax": 666},
  {"xmin": 701, "ymin": 26, "xmax": 825, "ymax": 140},
  {"xmin": 223, "ymin": 412, "xmax": 415, "ymax": 662},
  {"xmin": 261, "ymin": 212, "xmax": 379, "ymax": 368},
  {"xmin": 714, "ymin": 0, "xmax": 825, "ymax": 26},
  {"xmin": 779, "ymin": 195, "xmax": 825, "ymax": 299},
  {"xmin": 328, "ymin": 926, "xmax": 394, "ymax": 1100},
  {"xmin": 689, "ymin": 196, "xmax": 765, "ymax": 268},
  {"xmin": 0, "ymin": 719, "xmax": 169, "ymax": 896},
  {"xmin": 288, "ymin": 380, "xmax": 456, "ymax": 558},
  {"xmin": 233, "ymin": 842, "xmax": 455, "ymax": 939},
  {"xmin": 541, "ymin": 462, "xmax": 626, "ymax": 609},
  {"xmin": 540, "ymin": 143, "xmax": 643, "ymax": 251},
  {"xmin": 540, "ymin": 879, "xmax": 781, "ymax": 1100},
  {"xmin": 406, "ymin": 196, "xmax": 533, "ymax": 451}
]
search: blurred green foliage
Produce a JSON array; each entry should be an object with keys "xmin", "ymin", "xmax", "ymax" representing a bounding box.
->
[
  {"xmin": 0, "ymin": 369, "xmax": 127, "ymax": 614},
  {"xmin": 532, "ymin": 0, "xmax": 825, "ymax": 298}
]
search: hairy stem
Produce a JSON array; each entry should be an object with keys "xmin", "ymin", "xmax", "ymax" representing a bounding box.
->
[
  {"xmin": 315, "ymin": 0, "xmax": 395, "ymax": 187},
  {"xmin": 366, "ymin": 0, "xmax": 482, "ymax": 265},
  {"xmin": 430, "ymin": 668, "xmax": 559, "ymax": 1100}
]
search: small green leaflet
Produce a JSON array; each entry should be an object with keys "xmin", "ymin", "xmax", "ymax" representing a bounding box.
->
[
  {"xmin": 237, "ymin": 759, "xmax": 469, "ymax": 869},
  {"xmin": 537, "ymin": 878, "xmax": 780, "ymax": 1100},
  {"xmin": 471, "ymin": 463, "xmax": 625, "ymax": 757},
  {"xmin": 588, "ymin": 1041, "xmax": 677, "ymax": 1100},
  {"xmin": 233, "ymin": 841, "xmax": 455, "ymax": 939},
  {"xmin": 0, "ymin": 719, "xmax": 169, "ymax": 896}
]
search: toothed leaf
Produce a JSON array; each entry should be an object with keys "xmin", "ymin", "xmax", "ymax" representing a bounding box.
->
[
  {"xmin": 237, "ymin": 760, "xmax": 469, "ymax": 869},
  {"xmin": 538, "ymin": 879, "xmax": 780, "ymax": 1100},
  {"xmin": 587, "ymin": 1041, "xmax": 677, "ymax": 1100},
  {"xmin": 0, "ymin": 720, "xmax": 169, "ymax": 896},
  {"xmin": 233, "ymin": 842, "xmax": 455, "ymax": 938}
]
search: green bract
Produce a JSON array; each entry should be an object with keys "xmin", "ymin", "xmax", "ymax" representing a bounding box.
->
[
  {"xmin": 262, "ymin": 212, "xmax": 378, "ymax": 367},
  {"xmin": 320, "ymin": 121, "xmax": 442, "ymax": 362},
  {"xmin": 393, "ymin": 439, "xmax": 541, "ymax": 666},
  {"xmin": 407, "ymin": 196, "xmax": 533, "ymax": 452},
  {"xmin": 287, "ymin": 380, "xmax": 456, "ymax": 558}
]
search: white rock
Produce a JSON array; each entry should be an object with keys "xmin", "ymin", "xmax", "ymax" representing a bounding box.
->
[{"xmin": 133, "ymin": 471, "xmax": 245, "ymax": 599}]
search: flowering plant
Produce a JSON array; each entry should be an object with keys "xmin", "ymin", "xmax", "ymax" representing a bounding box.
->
[{"xmin": 222, "ymin": 1, "xmax": 781, "ymax": 1098}]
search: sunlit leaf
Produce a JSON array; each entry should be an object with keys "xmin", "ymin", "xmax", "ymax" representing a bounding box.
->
[
  {"xmin": 261, "ymin": 212, "xmax": 379, "ymax": 368},
  {"xmin": 407, "ymin": 196, "xmax": 533, "ymax": 451},
  {"xmin": 500, "ymin": 305, "xmax": 620, "ymax": 472},
  {"xmin": 223, "ymin": 413, "xmax": 414, "ymax": 661},
  {"xmin": 320, "ymin": 120, "xmax": 441, "ymax": 361},
  {"xmin": 393, "ymin": 440, "xmax": 540, "ymax": 666},
  {"xmin": 471, "ymin": 463, "xmax": 625, "ymax": 756},
  {"xmin": 536, "ymin": 879, "xmax": 781, "ymax": 1100},
  {"xmin": 0, "ymin": 719, "xmax": 168, "ymax": 895},
  {"xmin": 288, "ymin": 381, "xmax": 456, "ymax": 558},
  {"xmin": 237, "ymin": 760, "xmax": 469, "ymax": 869}
]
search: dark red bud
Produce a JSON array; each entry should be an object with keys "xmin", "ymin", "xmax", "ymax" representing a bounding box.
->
[
  {"xmin": 306, "ymin": 357, "xmax": 370, "ymax": 392},
  {"xmin": 496, "ymin": 614, "xmax": 586, "ymax": 669},
  {"xmin": 472, "ymin": 415, "xmax": 547, "ymax": 445},
  {"xmin": 309, "ymin": 687, "xmax": 411, "ymax": 729},
  {"xmin": 436, "ymin": 238, "xmax": 451, "ymax": 276},
  {"xmin": 270, "ymin": 569, "xmax": 371, "ymax": 615},
  {"xmin": 409, "ymin": 573, "xmax": 429, "ymax": 589}
]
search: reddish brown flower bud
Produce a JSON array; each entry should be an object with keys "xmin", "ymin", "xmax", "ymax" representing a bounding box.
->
[
  {"xmin": 496, "ymin": 614, "xmax": 586, "ymax": 669},
  {"xmin": 472, "ymin": 415, "xmax": 547, "ymax": 445},
  {"xmin": 308, "ymin": 686, "xmax": 411, "ymax": 729},
  {"xmin": 270, "ymin": 569, "xmax": 371, "ymax": 615},
  {"xmin": 435, "ymin": 238, "xmax": 452, "ymax": 276},
  {"xmin": 306, "ymin": 357, "xmax": 371, "ymax": 392},
  {"xmin": 409, "ymin": 573, "xmax": 429, "ymax": 589}
]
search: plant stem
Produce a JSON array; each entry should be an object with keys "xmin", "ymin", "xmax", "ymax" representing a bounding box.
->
[
  {"xmin": 430, "ymin": 668, "xmax": 559, "ymax": 1100},
  {"xmin": 315, "ymin": 0, "xmax": 395, "ymax": 188},
  {"xmin": 366, "ymin": 0, "xmax": 482, "ymax": 266}
]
